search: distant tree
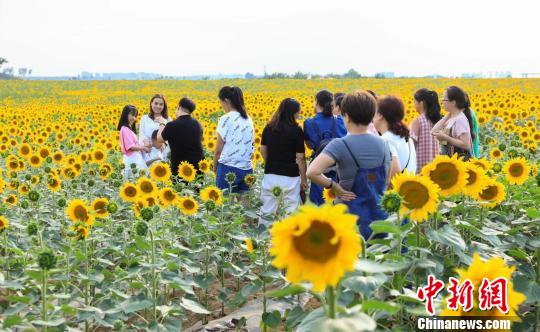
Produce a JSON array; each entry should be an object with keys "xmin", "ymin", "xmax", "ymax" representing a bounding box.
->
[
  {"xmin": 292, "ymin": 71, "xmax": 308, "ymax": 79},
  {"xmin": 245, "ymin": 72, "xmax": 256, "ymax": 79},
  {"xmin": 343, "ymin": 68, "xmax": 362, "ymax": 79},
  {"xmin": 0, "ymin": 57, "xmax": 7, "ymax": 69},
  {"xmin": 374, "ymin": 73, "xmax": 386, "ymax": 79}
]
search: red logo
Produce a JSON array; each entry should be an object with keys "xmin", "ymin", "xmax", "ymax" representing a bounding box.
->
[{"xmin": 417, "ymin": 275, "xmax": 445, "ymax": 315}]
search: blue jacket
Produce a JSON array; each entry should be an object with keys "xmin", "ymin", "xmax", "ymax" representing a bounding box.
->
[{"xmin": 303, "ymin": 113, "xmax": 347, "ymax": 151}]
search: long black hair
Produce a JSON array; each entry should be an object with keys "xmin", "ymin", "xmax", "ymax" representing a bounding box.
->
[
  {"xmin": 414, "ymin": 88, "xmax": 442, "ymax": 125},
  {"xmin": 377, "ymin": 95, "xmax": 410, "ymax": 140},
  {"xmin": 334, "ymin": 92, "xmax": 346, "ymax": 108},
  {"xmin": 268, "ymin": 98, "xmax": 301, "ymax": 131},
  {"xmin": 117, "ymin": 105, "xmax": 138, "ymax": 133},
  {"xmin": 149, "ymin": 94, "xmax": 169, "ymax": 120},
  {"xmin": 315, "ymin": 90, "xmax": 333, "ymax": 117},
  {"xmin": 446, "ymin": 86, "xmax": 476, "ymax": 141},
  {"xmin": 218, "ymin": 86, "xmax": 248, "ymax": 119}
]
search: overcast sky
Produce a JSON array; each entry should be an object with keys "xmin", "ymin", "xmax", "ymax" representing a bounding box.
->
[{"xmin": 1, "ymin": 0, "xmax": 539, "ymax": 77}]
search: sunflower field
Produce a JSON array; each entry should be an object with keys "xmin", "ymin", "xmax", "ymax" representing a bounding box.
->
[{"xmin": 0, "ymin": 78, "xmax": 539, "ymax": 331}]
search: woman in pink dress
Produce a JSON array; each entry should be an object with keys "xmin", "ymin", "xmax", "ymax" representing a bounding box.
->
[
  {"xmin": 410, "ymin": 88, "xmax": 442, "ymax": 173},
  {"xmin": 117, "ymin": 105, "xmax": 151, "ymax": 178}
]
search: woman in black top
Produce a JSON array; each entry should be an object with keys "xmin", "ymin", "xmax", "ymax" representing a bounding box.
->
[{"xmin": 259, "ymin": 98, "xmax": 307, "ymax": 226}]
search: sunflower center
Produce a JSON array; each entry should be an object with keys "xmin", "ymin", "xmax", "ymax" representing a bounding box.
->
[
  {"xmin": 182, "ymin": 167, "xmax": 193, "ymax": 177},
  {"xmin": 209, "ymin": 190, "xmax": 219, "ymax": 201},
  {"xmin": 164, "ymin": 190, "xmax": 175, "ymax": 201},
  {"xmin": 155, "ymin": 166, "xmax": 166, "ymax": 177},
  {"xmin": 430, "ymin": 163, "xmax": 458, "ymax": 189},
  {"xmin": 293, "ymin": 221, "xmax": 340, "ymax": 263},
  {"xmin": 74, "ymin": 206, "xmax": 88, "ymax": 221},
  {"xmin": 125, "ymin": 187, "xmax": 137, "ymax": 197},
  {"xmin": 94, "ymin": 202, "xmax": 106, "ymax": 212},
  {"xmin": 140, "ymin": 182, "xmax": 153, "ymax": 193},
  {"xmin": 508, "ymin": 163, "xmax": 524, "ymax": 177},
  {"xmin": 183, "ymin": 199, "xmax": 195, "ymax": 210},
  {"xmin": 479, "ymin": 185, "xmax": 498, "ymax": 201},
  {"xmin": 466, "ymin": 169, "xmax": 477, "ymax": 185},
  {"xmin": 399, "ymin": 181, "xmax": 429, "ymax": 209}
]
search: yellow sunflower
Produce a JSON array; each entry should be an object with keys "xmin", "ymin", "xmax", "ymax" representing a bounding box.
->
[
  {"xmin": 149, "ymin": 162, "xmax": 171, "ymax": 182},
  {"xmin": 178, "ymin": 161, "xmax": 197, "ymax": 182},
  {"xmin": 47, "ymin": 176, "xmax": 62, "ymax": 192},
  {"xmin": 52, "ymin": 151, "xmax": 64, "ymax": 164},
  {"xmin": 92, "ymin": 148, "xmax": 107, "ymax": 163},
  {"xmin": 119, "ymin": 182, "xmax": 138, "ymax": 203},
  {"xmin": 463, "ymin": 163, "xmax": 488, "ymax": 197},
  {"xmin": 178, "ymin": 197, "xmax": 199, "ymax": 215},
  {"xmin": 158, "ymin": 187, "xmax": 178, "ymax": 207},
  {"xmin": 322, "ymin": 188, "xmax": 336, "ymax": 203},
  {"xmin": 91, "ymin": 197, "xmax": 110, "ymax": 219},
  {"xmin": 4, "ymin": 194, "xmax": 18, "ymax": 206},
  {"xmin": 198, "ymin": 159, "xmax": 213, "ymax": 174},
  {"xmin": 469, "ymin": 157, "xmax": 492, "ymax": 172},
  {"xmin": 489, "ymin": 148, "xmax": 503, "ymax": 159},
  {"xmin": 0, "ymin": 216, "xmax": 9, "ymax": 231},
  {"xmin": 390, "ymin": 172, "xmax": 440, "ymax": 222},
  {"xmin": 132, "ymin": 198, "xmax": 148, "ymax": 218},
  {"xmin": 440, "ymin": 253, "xmax": 526, "ymax": 322},
  {"xmin": 71, "ymin": 225, "xmax": 89, "ymax": 240},
  {"xmin": 28, "ymin": 154, "xmax": 44, "ymax": 168},
  {"xmin": 503, "ymin": 157, "xmax": 530, "ymax": 185},
  {"xmin": 137, "ymin": 177, "xmax": 157, "ymax": 197},
  {"xmin": 200, "ymin": 186, "xmax": 223, "ymax": 206},
  {"xmin": 18, "ymin": 143, "xmax": 32, "ymax": 158},
  {"xmin": 270, "ymin": 203, "xmax": 361, "ymax": 292},
  {"xmin": 245, "ymin": 238, "xmax": 254, "ymax": 254},
  {"xmin": 421, "ymin": 154, "xmax": 467, "ymax": 197},
  {"xmin": 473, "ymin": 179, "xmax": 506, "ymax": 209},
  {"xmin": 66, "ymin": 199, "xmax": 95, "ymax": 226}
]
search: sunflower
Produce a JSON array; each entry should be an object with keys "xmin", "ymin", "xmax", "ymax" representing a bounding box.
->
[
  {"xmin": 440, "ymin": 253, "xmax": 526, "ymax": 321},
  {"xmin": 200, "ymin": 186, "xmax": 223, "ymax": 206},
  {"xmin": 18, "ymin": 143, "xmax": 32, "ymax": 158},
  {"xmin": 71, "ymin": 225, "xmax": 89, "ymax": 240},
  {"xmin": 178, "ymin": 197, "xmax": 199, "ymax": 215},
  {"xmin": 18, "ymin": 183, "xmax": 30, "ymax": 195},
  {"xmin": 473, "ymin": 179, "xmax": 506, "ymax": 209},
  {"xmin": 244, "ymin": 174, "xmax": 256, "ymax": 187},
  {"xmin": 245, "ymin": 238, "xmax": 254, "ymax": 254},
  {"xmin": 178, "ymin": 161, "xmax": 197, "ymax": 182},
  {"xmin": 198, "ymin": 159, "xmax": 213, "ymax": 174},
  {"xmin": 463, "ymin": 163, "xmax": 488, "ymax": 197},
  {"xmin": 390, "ymin": 172, "xmax": 440, "ymax": 222},
  {"xmin": 4, "ymin": 194, "xmax": 18, "ymax": 206},
  {"xmin": 270, "ymin": 204, "xmax": 361, "ymax": 292},
  {"xmin": 137, "ymin": 177, "xmax": 157, "ymax": 197},
  {"xmin": 92, "ymin": 149, "xmax": 107, "ymax": 163},
  {"xmin": 421, "ymin": 154, "xmax": 467, "ymax": 197},
  {"xmin": 0, "ymin": 216, "xmax": 9, "ymax": 231},
  {"xmin": 132, "ymin": 198, "xmax": 148, "ymax": 218},
  {"xmin": 6, "ymin": 156, "xmax": 19, "ymax": 171},
  {"xmin": 469, "ymin": 157, "xmax": 492, "ymax": 172},
  {"xmin": 503, "ymin": 157, "xmax": 530, "ymax": 185},
  {"xmin": 149, "ymin": 162, "xmax": 171, "ymax": 182},
  {"xmin": 28, "ymin": 154, "xmax": 44, "ymax": 168},
  {"xmin": 52, "ymin": 151, "xmax": 64, "ymax": 164},
  {"xmin": 489, "ymin": 147, "xmax": 503, "ymax": 159},
  {"xmin": 322, "ymin": 188, "xmax": 336, "ymax": 203},
  {"xmin": 158, "ymin": 187, "xmax": 178, "ymax": 207},
  {"xmin": 91, "ymin": 197, "xmax": 110, "ymax": 219},
  {"xmin": 66, "ymin": 199, "xmax": 95, "ymax": 226},
  {"xmin": 119, "ymin": 182, "xmax": 138, "ymax": 203},
  {"xmin": 39, "ymin": 147, "xmax": 50, "ymax": 159}
]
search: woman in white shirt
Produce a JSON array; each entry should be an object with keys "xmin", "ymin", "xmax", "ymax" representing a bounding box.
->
[
  {"xmin": 373, "ymin": 95, "xmax": 417, "ymax": 185},
  {"xmin": 213, "ymin": 86, "xmax": 255, "ymax": 194},
  {"xmin": 139, "ymin": 94, "xmax": 171, "ymax": 162}
]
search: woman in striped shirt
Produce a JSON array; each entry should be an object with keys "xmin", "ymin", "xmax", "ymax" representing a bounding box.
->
[{"xmin": 410, "ymin": 89, "xmax": 442, "ymax": 173}]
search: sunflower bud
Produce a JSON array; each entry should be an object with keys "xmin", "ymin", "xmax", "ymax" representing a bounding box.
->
[
  {"xmin": 21, "ymin": 201, "xmax": 30, "ymax": 209},
  {"xmin": 140, "ymin": 207, "xmax": 154, "ymax": 221},
  {"xmin": 26, "ymin": 222, "xmax": 38, "ymax": 236},
  {"xmin": 25, "ymin": 174, "xmax": 32, "ymax": 181},
  {"xmin": 28, "ymin": 190, "xmax": 40, "ymax": 202},
  {"xmin": 46, "ymin": 156, "xmax": 53, "ymax": 163},
  {"xmin": 44, "ymin": 166, "xmax": 51, "ymax": 173},
  {"xmin": 130, "ymin": 163, "xmax": 137, "ymax": 169},
  {"xmin": 119, "ymin": 163, "xmax": 125, "ymax": 170},
  {"xmin": 115, "ymin": 225, "xmax": 124, "ymax": 235},
  {"xmin": 225, "ymin": 172, "xmax": 236, "ymax": 185},
  {"xmin": 381, "ymin": 192, "xmax": 402, "ymax": 214},
  {"xmin": 37, "ymin": 250, "xmax": 57, "ymax": 270},
  {"xmin": 498, "ymin": 143, "xmax": 506, "ymax": 151},
  {"xmin": 205, "ymin": 200, "xmax": 216, "ymax": 211},
  {"xmin": 135, "ymin": 221, "xmax": 148, "ymax": 236},
  {"xmin": 493, "ymin": 162, "xmax": 502, "ymax": 173},
  {"xmin": 113, "ymin": 320, "xmax": 124, "ymax": 331},
  {"xmin": 272, "ymin": 186, "xmax": 283, "ymax": 198},
  {"xmin": 58, "ymin": 198, "xmax": 67, "ymax": 207},
  {"xmin": 87, "ymin": 179, "xmax": 95, "ymax": 187},
  {"xmin": 508, "ymin": 149, "xmax": 518, "ymax": 158},
  {"xmin": 107, "ymin": 202, "xmax": 118, "ymax": 213}
]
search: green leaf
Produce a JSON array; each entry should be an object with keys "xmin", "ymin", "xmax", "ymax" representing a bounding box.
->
[
  {"xmin": 286, "ymin": 306, "xmax": 307, "ymax": 329},
  {"xmin": 262, "ymin": 310, "xmax": 281, "ymax": 328},
  {"xmin": 355, "ymin": 259, "xmax": 410, "ymax": 273},
  {"xmin": 427, "ymin": 224, "xmax": 466, "ymax": 252},
  {"xmin": 361, "ymin": 300, "xmax": 401, "ymax": 314},
  {"xmin": 297, "ymin": 308, "xmax": 376, "ymax": 332},
  {"xmin": 369, "ymin": 220, "xmax": 400, "ymax": 235},
  {"xmin": 266, "ymin": 284, "xmax": 304, "ymax": 298},
  {"xmin": 123, "ymin": 300, "xmax": 153, "ymax": 313},
  {"xmin": 135, "ymin": 237, "xmax": 151, "ymax": 250},
  {"xmin": 342, "ymin": 274, "xmax": 387, "ymax": 297},
  {"xmin": 33, "ymin": 318, "xmax": 66, "ymax": 327},
  {"xmin": 6, "ymin": 295, "xmax": 32, "ymax": 304},
  {"xmin": 3, "ymin": 315, "xmax": 22, "ymax": 329},
  {"xmin": 526, "ymin": 207, "xmax": 540, "ymax": 219},
  {"xmin": 180, "ymin": 298, "xmax": 210, "ymax": 314}
]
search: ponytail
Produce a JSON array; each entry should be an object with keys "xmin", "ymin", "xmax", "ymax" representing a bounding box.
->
[
  {"xmin": 414, "ymin": 88, "xmax": 442, "ymax": 125},
  {"xmin": 315, "ymin": 90, "xmax": 334, "ymax": 117},
  {"xmin": 218, "ymin": 86, "xmax": 248, "ymax": 119},
  {"xmin": 377, "ymin": 95, "xmax": 410, "ymax": 141},
  {"xmin": 463, "ymin": 107, "xmax": 476, "ymax": 141}
]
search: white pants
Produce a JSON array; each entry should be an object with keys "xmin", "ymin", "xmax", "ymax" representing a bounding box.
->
[
  {"xmin": 122, "ymin": 152, "xmax": 149, "ymax": 178},
  {"xmin": 259, "ymin": 174, "xmax": 301, "ymax": 227}
]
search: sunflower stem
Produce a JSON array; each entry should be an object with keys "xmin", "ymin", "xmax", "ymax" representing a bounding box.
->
[
  {"xmin": 415, "ymin": 222, "xmax": 421, "ymax": 289},
  {"xmin": 41, "ymin": 269, "xmax": 48, "ymax": 330},
  {"xmin": 149, "ymin": 228, "xmax": 157, "ymax": 323},
  {"xmin": 4, "ymin": 231, "xmax": 9, "ymax": 282},
  {"xmin": 326, "ymin": 286, "xmax": 336, "ymax": 319}
]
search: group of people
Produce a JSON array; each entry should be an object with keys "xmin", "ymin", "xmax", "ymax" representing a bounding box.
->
[{"xmin": 117, "ymin": 85, "xmax": 479, "ymax": 236}]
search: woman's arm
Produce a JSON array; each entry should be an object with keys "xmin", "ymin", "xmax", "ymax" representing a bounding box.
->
[
  {"xmin": 213, "ymin": 134, "xmax": 225, "ymax": 172},
  {"xmin": 410, "ymin": 118, "xmax": 420, "ymax": 144},
  {"xmin": 432, "ymin": 131, "xmax": 471, "ymax": 150},
  {"xmin": 306, "ymin": 153, "xmax": 356, "ymax": 201},
  {"xmin": 260, "ymin": 145, "xmax": 268, "ymax": 161},
  {"xmin": 387, "ymin": 156, "xmax": 400, "ymax": 187},
  {"xmin": 296, "ymin": 153, "xmax": 308, "ymax": 191},
  {"xmin": 431, "ymin": 114, "xmax": 449, "ymax": 133}
]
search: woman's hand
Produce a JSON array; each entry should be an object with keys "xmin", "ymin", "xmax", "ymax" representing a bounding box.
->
[
  {"xmin": 432, "ymin": 130, "xmax": 448, "ymax": 141},
  {"xmin": 332, "ymin": 182, "xmax": 356, "ymax": 201},
  {"xmin": 301, "ymin": 180, "xmax": 308, "ymax": 192}
]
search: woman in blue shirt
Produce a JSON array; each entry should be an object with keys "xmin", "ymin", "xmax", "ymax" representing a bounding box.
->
[{"xmin": 303, "ymin": 90, "xmax": 347, "ymax": 205}]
